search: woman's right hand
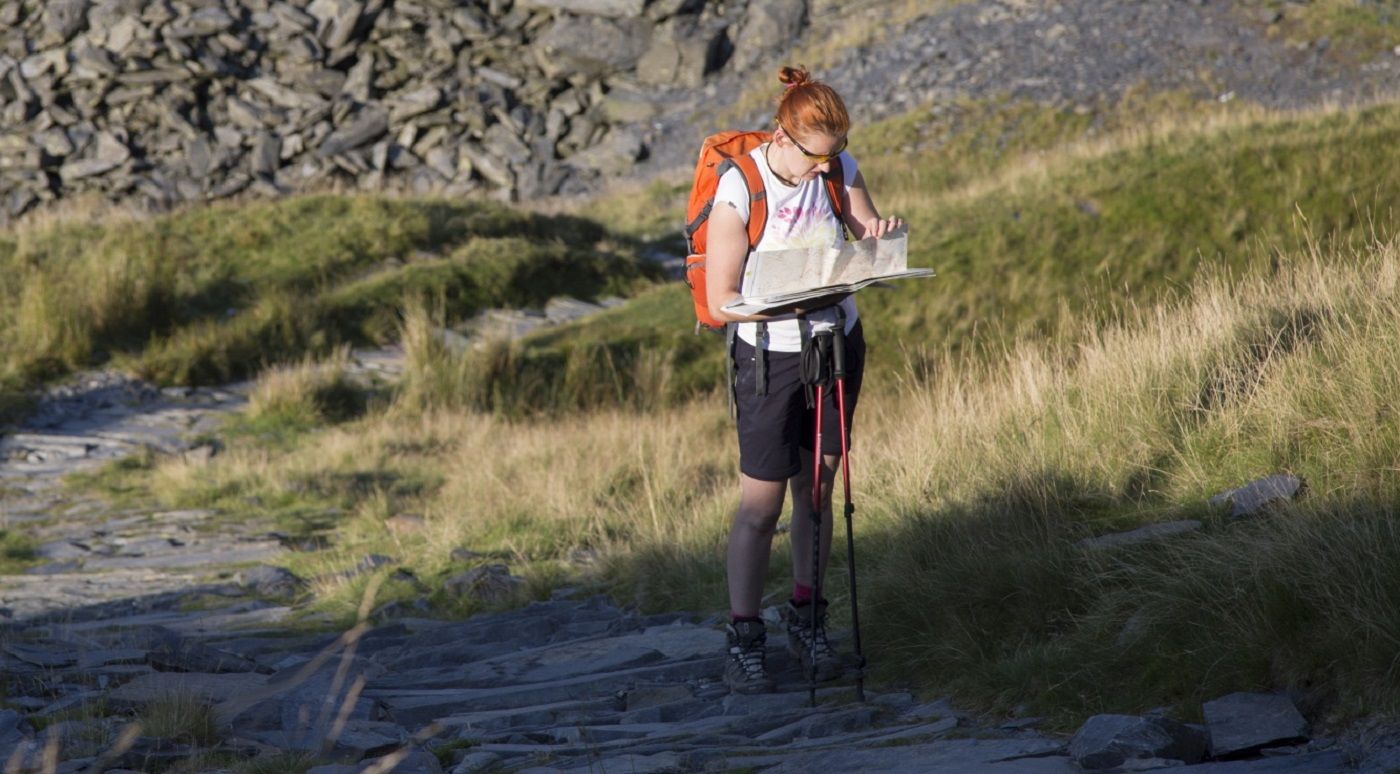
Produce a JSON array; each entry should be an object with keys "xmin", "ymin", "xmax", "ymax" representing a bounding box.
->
[{"xmin": 860, "ymin": 215, "xmax": 904, "ymax": 239}]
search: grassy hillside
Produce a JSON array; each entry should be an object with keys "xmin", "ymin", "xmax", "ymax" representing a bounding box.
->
[{"xmin": 0, "ymin": 195, "xmax": 660, "ymax": 419}]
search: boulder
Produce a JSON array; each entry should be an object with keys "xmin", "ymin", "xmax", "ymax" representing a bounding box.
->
[
  {"xmin": 444, "ymin": 564, "xmax": 524, "ymax": 604},
  {"xmin": 1202, "ymin": 692, "xmax": 1309, "ymax": 758},
  {"xmin": 1209, "ymin": 475, "xmax": 1304, "ymax": 518},
  {"xmin": 534, "ymin": 15, "xmax": 652, "ymax": 80},
  {"xmin": 636, "ymin": 15, "xmax": 727, "ymax": 88},
  {"xmin": 732, "ymin": 0, "xmax": 808, "ymax": 71},
  {"xmin": 1069, "ymin": 714, "xmax": 1207, "ymax": 769}
]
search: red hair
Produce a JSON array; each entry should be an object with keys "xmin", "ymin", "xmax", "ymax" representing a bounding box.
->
[{"xmin": 773, "ymin": 65, "xmax": 849, "ymax": 139}]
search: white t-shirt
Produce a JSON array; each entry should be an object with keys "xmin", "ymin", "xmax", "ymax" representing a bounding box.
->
[{"xmin": 713, "ymin": 145, "xmax": 860, "ymax": 352}]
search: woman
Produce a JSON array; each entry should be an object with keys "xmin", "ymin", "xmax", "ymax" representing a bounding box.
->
[{"xmin": 706, "ymin": 65, "xmax": 903, "ymax": 693}]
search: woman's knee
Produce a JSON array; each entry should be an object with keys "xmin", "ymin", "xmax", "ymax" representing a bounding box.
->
[{"xmin": 733, "ymin": 503, "xmax": 782, "ymax": 535}]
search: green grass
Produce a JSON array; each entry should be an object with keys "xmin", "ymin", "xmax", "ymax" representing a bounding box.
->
[
  {"xmin": 139, "ymin": 693, "xmax": 222, "ymax": 746},
  {"xmin": 1253, "ymin": 0, "xmax": 1400, "ymax": 60},
  {"xmin": 0, "ymin": 195, "xmax": 661, "ymax": 390},
  {"xmin": 232, "ymin": 751, "xmax": 320, "ymax": 774},
  {"xmin": 0, "ymin": 529, "xmax": 38, "ymax": 574}
]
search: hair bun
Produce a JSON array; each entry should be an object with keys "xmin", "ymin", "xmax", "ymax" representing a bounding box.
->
[{"xmin": 777, "ymin": 65, "xmax": 811, "ymax": 89}]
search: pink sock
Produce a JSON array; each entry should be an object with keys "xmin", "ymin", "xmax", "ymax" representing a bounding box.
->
[{"xmin": 792, "ymin": 582, "xmax": 814, "ymax": 604}]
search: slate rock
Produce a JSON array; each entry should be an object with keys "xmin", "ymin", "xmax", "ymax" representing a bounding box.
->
[
  {"xmin": 319, "ymin": 106, "xmax": 390, "ymax": 157},
  {"xmin": 625, "ymin": 683, "xmax": 693, "ymax": 711},
  {"xmin": 636, "ymin": 14, "xmax": 726, "ymax": 88},
  {"xmin": 252, "ymin": 718, "xmax": 403, "ymax": 760},
  {"xmin": 567, "ymin": 752, "xmax": 679, "ymax": 772},
  {"xmin": 107, "ymin": 672, "xmax": 269, "ymax": 707},
  {"xmin": 1070, "ymin": 714, "xmax": 1207, "ymax": 769},
  {"xmin": 36, "ymin": 540, "xmax": 90, "ymax": 560},
  {"xmin": 729, "ymin": 737, "xmax": 1071, "ymax": 773},
  {"xmin": 1209, "ymin": 475, "xmax": 1304, "ymax": 518},
  {"xmin": 219, "ymin": 655, "xmax": 384, "ymax": 751},
  {"xmin": 517, "ymin": 0, "xmax": 646, "ymax": 16},
  {"xmin": 0, "ymin": 709, "xmax": 27, "ymax": 750},
  {"xmin": 1203, "ymin": 692, "xmax": 1310, "ymax": 758},
  {"xmin": 122, "ymin": 626, "xmax": 264, "ymax": 673},
  {"xmin": 1171, "ymin": 749, "xmax": 1349, "ymax": 771},
  {"xmin": 733, "ymin": 0, "xmax": 809, "ymax": 71},
  {"xmin": 361, "ymin": 748, "xmax": 442, "ymax": 773},
  {"xmin": 449, "ymin": 751, "xmax": 502, "ymax": 773},
  {"xmin": 567, "ymin": 126, "xmax": 645, "ymax": 173},
  {"xmin": 444, "ymin": 564, "xmax": 524, "ymax": 604},
  {"xmin": 1076, "ymin": 520, "xmax": 1202, "ymax": 551},
  {"xmin": 3, "ymin": 642, "xmax": 80, "ymax": 668},
  {"xmin": 755, "ymin": 707, "xmax": 880, "ymax": 743},
  {"xmin": 240, "ymin": 564, "xmax": 305, "ymax": 598},
  {"xmin": 535, "ymin": 15, "xmax": 651, "ymax": 79}
]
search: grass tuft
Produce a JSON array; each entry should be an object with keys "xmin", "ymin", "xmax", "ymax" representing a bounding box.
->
[{"xmin": 138, "ymin": 692, "xmax": 221, "ymax": 747}]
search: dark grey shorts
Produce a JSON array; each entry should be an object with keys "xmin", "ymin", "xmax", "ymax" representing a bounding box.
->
[{"xmin": 733, "ymin": 322, "xmax": 865, "ymax": 482}]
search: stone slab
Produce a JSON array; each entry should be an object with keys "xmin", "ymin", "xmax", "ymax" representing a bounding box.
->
[
  {"xmin": 368, "ymin": 656, "xmax": 722, "ymax": 724},
  {"xmin": 107, "ymin": 671, "xmax": 269, "ymax": 705},
  {"xmin": 728, "ymin": 738, "xmax": 1073, "ymax": 773},
  {"xmin": 1175, "ymin": 750, "xmax": 1349, "ymax": 772},
  {"xmin": 1203, "ymin": 693, "xmax": 1309, "ymax": 758}
]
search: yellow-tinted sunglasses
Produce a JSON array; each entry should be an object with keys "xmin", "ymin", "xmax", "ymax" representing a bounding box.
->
[{"xmin": 781, "ymin": 125, "xmax": 848, "ymax": 163}]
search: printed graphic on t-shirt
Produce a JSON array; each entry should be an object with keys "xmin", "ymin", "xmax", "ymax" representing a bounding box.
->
[{"xmin": 771, "ymin": 205, "xmax": 838, "ymax": 250}]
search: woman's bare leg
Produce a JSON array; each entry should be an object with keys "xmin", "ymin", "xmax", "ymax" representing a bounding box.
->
[
  {"xmin": 726, "ymin": 474, "xmax": 788, "ymax": 618},
  {"xmin": 789, "ymin": 450, "xmax": 839, "ymax": 592}
]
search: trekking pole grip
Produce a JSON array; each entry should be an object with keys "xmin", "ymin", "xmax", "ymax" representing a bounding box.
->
[{"xmin": 832, "ymin": 327, "xmax": 846, "ymax": 379}]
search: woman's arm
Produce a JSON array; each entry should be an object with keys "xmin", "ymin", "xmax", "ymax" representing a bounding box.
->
[
  {"xmin": 705, "ymin": 202, "xmax": 769, "ymax": 324},
  {"xmin": 842, "ymin": 169, "xmax": 903, "ymax": 240},
  {"xmin": 705, "ymin": 203, "xmax": 838, "ymax": 323}
]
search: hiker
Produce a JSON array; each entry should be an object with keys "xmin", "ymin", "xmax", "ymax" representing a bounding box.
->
[{"xmin": 704, "ymin": 65, "xmax": 903, "ymax": 693}]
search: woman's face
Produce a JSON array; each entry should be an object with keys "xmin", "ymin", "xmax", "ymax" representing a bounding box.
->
[{"xmin": 779, "ymin": 126, "xmax": 847, "ymax": 181}]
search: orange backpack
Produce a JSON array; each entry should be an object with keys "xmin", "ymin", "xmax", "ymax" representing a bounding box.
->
[{"xmin": 683, "ymin": 131, "xmax": 846, "ymax": 331}]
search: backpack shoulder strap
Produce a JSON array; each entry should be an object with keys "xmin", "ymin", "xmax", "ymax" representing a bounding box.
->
[
  {"xmin": 718, "ymin": 151, "xmax": 768, "ymax": 250},
  {"xmin": 823, "ymin": 155, "xmax": 847, "ymax": 237}
]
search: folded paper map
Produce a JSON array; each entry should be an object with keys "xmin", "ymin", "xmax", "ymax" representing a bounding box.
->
[{"xmin": 721, "ymin": 226, "xmax": 933, "ymax": 316}]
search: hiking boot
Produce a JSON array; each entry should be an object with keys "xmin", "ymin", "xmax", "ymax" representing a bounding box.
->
[
  {"xmin": 784, "ymin": 599, "xmax": 844, "ymax": 682},
  {"xmin": 724, "ymin": 619, "xmax": 776, "ymax": 694}
]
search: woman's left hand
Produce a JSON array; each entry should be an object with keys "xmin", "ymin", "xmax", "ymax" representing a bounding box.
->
[{"xmin": 861, "ymin": 215, "xmax": 904, "ymax": 239}]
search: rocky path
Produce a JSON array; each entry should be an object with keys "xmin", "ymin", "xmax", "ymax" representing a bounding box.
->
[{"xmin": 0, "ymin": 370, "xmax": 260, "ymax": 621}]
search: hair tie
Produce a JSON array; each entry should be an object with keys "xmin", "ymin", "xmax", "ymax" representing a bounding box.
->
[{"xmin": 784, "ymin": 82, "xmax": 799, "ymax": 90}]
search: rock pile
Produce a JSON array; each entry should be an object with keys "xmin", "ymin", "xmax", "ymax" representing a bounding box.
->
[{"xmin": 0, "ymin": 0, "xmax": 807, "ymax": 222}]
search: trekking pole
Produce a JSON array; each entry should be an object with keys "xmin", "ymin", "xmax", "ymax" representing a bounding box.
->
[
  {"xmin": 809, "ymin": 363, "xmax": 825, "ymax": 709},
  {"xmin": 832, "ymin": 323, "xmax": 866, "ymax": 703}
]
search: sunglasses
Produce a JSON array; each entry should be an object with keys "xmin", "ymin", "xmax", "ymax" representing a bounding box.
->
[{"xmin": 780, "ymin": 125, "xmax": 847, "ymax": 163}]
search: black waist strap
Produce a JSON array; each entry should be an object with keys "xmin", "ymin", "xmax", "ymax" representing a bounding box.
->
[{"xmin": 755, "ymin": 322, "xmax": 768, "ymax": 397}]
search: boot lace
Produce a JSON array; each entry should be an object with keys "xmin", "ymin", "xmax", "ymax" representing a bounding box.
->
[
  {"xmin": 792, "ymin": 618, "xmax": 837, "ymax": 662},
  {"xmin": 730, "ymin": 641, "xmax": 767, "ymax": 681}
]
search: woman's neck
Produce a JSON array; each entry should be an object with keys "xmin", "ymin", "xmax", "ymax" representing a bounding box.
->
[{"xmin": 764, "ymin": 143, "xmax": 799, "ymax": 187}]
